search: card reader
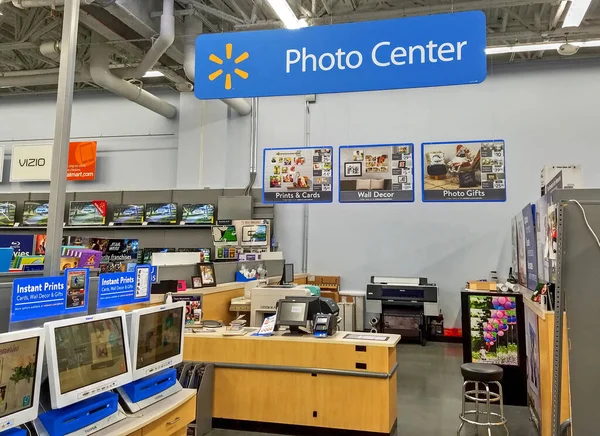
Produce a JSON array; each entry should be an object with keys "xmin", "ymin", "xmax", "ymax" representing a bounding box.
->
[{"xmin": 313, "ymin": 313, "xmax": 336, "ymax": 338}]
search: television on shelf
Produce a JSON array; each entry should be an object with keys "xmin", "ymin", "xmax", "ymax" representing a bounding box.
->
[
  {"xmin": 241, "ymin": 224, "xmax": 268, "ymax": 246},
  {"xmin": 181, "ymin": 204, "xmax": 215, "ymax": 225},
  {"xmin": 44, "ymin": 311, "xmax": 133, "ymax": 409},
  {"xmin": 0, "ymin": 328, "xmax": 45, "ymax": 433},
  {"xmin": 68, "ymin": 201, "xmax": 107, "ymax": 226},
  {"xmin": 126, "ymin": 302, "xmax": 186, "ymax": 381},
  {"xmin": 112, "ymin": 204, "xmax": 145, "ymax": 225},
  {"xmin": 211, "ymin": 225, "xmax": 237, "ymax": 244},
  {"xmin": 22, "ymin": 201, "xmax": 49, "ymax": 226},
  {"xmin": 145, "ymin": 203, "xmax": 177, "ymax": 225},
  {"xmin": 0, "ymin": 201, "xmax": 16, "ymax": 227}
]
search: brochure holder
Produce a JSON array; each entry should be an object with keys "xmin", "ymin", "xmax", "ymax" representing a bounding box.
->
[
  {"xmin": 34, "ymin": 392, "xmax": 126, "ymax": 436},
  {"xmin": 0, "ymin": 428, "xmax": 26, "ymax": 436},
  {"xmin": 117, "ymin": 368, "xmax": 182, "ymax": 413}
]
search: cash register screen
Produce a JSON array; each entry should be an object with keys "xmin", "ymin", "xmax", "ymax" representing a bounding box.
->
[
  {"xmin": 278, "ymin": 301, "xmax": 307, "ymax": 324},
  {"xmin": 137, "ymin": 306, "xmax": 184, "ymax": 369},
  {"xmin": 55, "ymin": 317, "xmax": 128, "ymax": 394},
  {"xmin": 0, "ymin": 337, "xmax": 39, "ymax": 418}
]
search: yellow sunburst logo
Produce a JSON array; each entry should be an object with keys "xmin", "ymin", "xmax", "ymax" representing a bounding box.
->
[{"xmin": 208, "ymin": 43, "xmax": 249, "ymax": 90}]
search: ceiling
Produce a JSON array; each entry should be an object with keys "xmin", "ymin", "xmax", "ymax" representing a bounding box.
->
[{"xmin": 0, "ymin": 0, "xmax": 598, "ymax": 96}]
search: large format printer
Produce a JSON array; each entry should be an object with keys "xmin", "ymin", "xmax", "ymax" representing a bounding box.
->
[{"xmin": 365, "ymin": 276, "xmax": 439, "ymax": 345}]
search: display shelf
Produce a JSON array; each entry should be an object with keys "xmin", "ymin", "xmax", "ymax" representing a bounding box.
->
[{"xmin": 0, "ymin": 224, "xmax": 213, "ymax": 231}]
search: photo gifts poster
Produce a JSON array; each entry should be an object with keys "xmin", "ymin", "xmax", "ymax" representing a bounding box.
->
[
  {"xmin": 469, "ymin": 295, "xmax": 519, "ymax": 366},
  {"xmin": 422, "ymin": 140, "xmax": 506, "ymax": 202},
  {"xmin": 338, "ymin": 144, "xmax": 414, "ymax": 203},
  {"xmin": 263, "ymin": 147, "xmax": 333, "ymax": 203}
]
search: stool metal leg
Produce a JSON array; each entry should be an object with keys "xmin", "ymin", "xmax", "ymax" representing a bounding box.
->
[
  {"xmin": 457, "ymin": 381, "xmax": 467, "ymax": 435},
  {"xmin": 494, "ymin": 381, "xmax": 509, "ymax": 436},
  {"xmin": 475, "ymin": 382, "xmax": 480, "ymax": 423}
]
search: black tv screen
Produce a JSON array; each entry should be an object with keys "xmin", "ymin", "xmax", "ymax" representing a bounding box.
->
[
  {"xmin": 145, "ymin": 203, "xmax": 177, "ymax": 224},
  {"xmin": 181, "ymin": 204, "xmax": 215, "ymax": 224},
  {"xmin": 22, "ymin": 201, "xmax": 49, "ymax": 226},
  {"xmin": 0, "ymin": 201, "xmax": 16, "ymax": 227},
  {"xmin": 113, "ymin": 204, "xmax": 145, "ymax": 225}
]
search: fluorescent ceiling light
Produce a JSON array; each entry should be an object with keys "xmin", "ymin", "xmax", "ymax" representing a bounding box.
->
[
  {"xmin": 563, "ymin": 0, "xmax": 593, "ymax": 28},
  {"xmin": 486, "ymin": 39, "xmax": 600, "ymax": 55},
  {"xmin": 265, "ymin": 0, "xmax": 307, "ymax": 29},
  {"xmin": 143, "ymin": 71, "xmax": 164, "ymax": 78}
]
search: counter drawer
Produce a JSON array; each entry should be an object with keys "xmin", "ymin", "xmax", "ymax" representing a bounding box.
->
[{"xmin": 142, "ymin": 395, "xmax": 196, "ymax": 436}]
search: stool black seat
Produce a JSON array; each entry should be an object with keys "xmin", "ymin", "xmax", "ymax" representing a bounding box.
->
[{"xmin": 460, "ymin": 363, "xmax": 503, "ymax": 383}]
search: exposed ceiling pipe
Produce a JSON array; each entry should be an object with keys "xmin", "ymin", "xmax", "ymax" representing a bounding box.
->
[
  {"xmin": 0, "ymin": 67, "xmax": 90, "ymax": 87},
  {"xmin": 183, "ymin": 16, "xmax": 252, "ymax": 116},
  {"xmin": 89, "ymin": 40, "xmax": 177, "ymax": 119},
  {"xmin": 11, "ymin": 0, "xmax": 94, "ymax": 8},
  {"xmin": 40, "ymin": 41, "xmax": 61, "ymax": 61}
]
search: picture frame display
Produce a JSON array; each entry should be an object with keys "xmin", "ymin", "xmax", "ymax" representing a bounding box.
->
[
  {"xmin": 198, "ymin": 262, "xmax": 216, "ymax": 287},
  {"xmin": 344, "ymin": 162, "xmax": 362, "ymax": 177},
  {"xmin": 191, "ymin": 276, "xmax": 203, "ymax": 289}
]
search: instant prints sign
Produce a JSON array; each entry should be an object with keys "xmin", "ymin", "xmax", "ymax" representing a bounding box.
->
[
  {"xmin": 194, "ymin": 11, "xmax": 486, "ymax": 99},
  {"xmin": 339, "ymin": 144, "xmax": 414, "ymax": 203},
  {"xmin": 421, "ymin": 140, "xmax": 506, "ymax": 202},
  {"xmin": 10, "ymin": 144, "xmax": 52, "ymax": 182},
  {"xmin": 10, "ymin": 268, "xmax": 89, "ymax": 323},
  {"xmin": 263, "ymin": 147, "xmax": 333, "ymax": 204},
  {"xmin": 97, "ymin": 264, "xmax": 152, "ymax": 309}
]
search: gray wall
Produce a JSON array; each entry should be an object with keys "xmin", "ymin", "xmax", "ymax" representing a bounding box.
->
[
  {"xmin": 0, "ymin": 91, "xmax": 179, "ymax": 192},
  {"xmin": 181, "ymin": 59, "xmax": 600, "ymax": 328}
]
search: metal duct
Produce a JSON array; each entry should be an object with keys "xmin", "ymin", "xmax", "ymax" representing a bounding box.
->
[
  {"xmin": 183, "ymin": 16, "xmax": 251, "ymax": 116},
  {"xmin": 244, "ymin": 97, "xmax": 259, "ymax": 195},
  {"xmin": 90, "ymin": 41, "xmax": 177, "ymax": 119},
  {"xmin": 40, "ymin": 41, "xmax": 61, "ymax": 61},
  {"xmin": 11, "ymin": 0, "xmax": 94, "ymax": 8},
  {"xmin": 122, "ymin": 0, "xmax": 175, "ymax": 79},
  {"xmin": 0, "ymin": 68, "xmax": 90, "ymax": 87}
]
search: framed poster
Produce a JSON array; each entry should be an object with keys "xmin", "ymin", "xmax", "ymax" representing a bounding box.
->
[
  {"xmin": 524, "ymin": 307, "xmax": 542, "ymax": 428},
  {"xmin": 338, "ymin": 143, "xmax": 414, "ymax": 203},
  {"xmin": 522, "ymin": 203, "xmax": 538, "ymax": 290},
  {"xmin": 262, "ymin": 147, "xmax": 333, "ymax": 203},
  {"xmin": 421, "ymin": 140, "xmax": 506, "ymax": 202}
]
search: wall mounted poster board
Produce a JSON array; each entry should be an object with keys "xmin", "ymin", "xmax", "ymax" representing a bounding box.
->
[
  {"xmin": 339, "ymin": 144, "xmax": 413, "ymax": 203},
  {"xmin": 263, "ymin": 147, "xmax": 333, "ymax": 203},
  {"xmin": 10, "ymin": 144, "xmax": 52, "ymax": 182},
  {"xmin": 421, "ymin": 140, "xmax": 506, "ymax": 202}
]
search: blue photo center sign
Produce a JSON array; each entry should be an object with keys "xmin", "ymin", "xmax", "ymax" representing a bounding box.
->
[
  {"xmin": 97, "ymin": 264, "xmax": 152, "ymax": 309},
  {"xmin": 195, "ymin": 11, "xmax": 487, "ymax": 99}
]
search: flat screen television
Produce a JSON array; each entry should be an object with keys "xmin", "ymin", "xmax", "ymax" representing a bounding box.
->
[
  {"xmin": 22, "ymin": 201, "xmax": 49, "ymax": 226},
  {"xmin": 44, "ymin": 311, "xmax": 132, "ymax": 409},
  {"xmin": 241, "ymin": 224, "xmax": 268, "ymax": 246},
  {"xmin": 0, "ymin": 201, "xmax": 16, "ymax": 227},
  {"xmin": 181, "ymin": 204, "xmax": 215, "ymax": 225},
  {"xmin": 112, "ymin": 204, "xmax": 145, "ymax": 225},
  {"xmin": 127, "ymin": 302, "xmax": 186, "ymax": 381},
  {"xmin": 145, "ymin": 203, "xmax": 177, "ymax": 225},
  {"xmin": 211, "ymin": 226, "xmax": 237, "ymax": 244},
  {"xmin": 68, "ymin": 201, "xmax": 107, "ymax": 226},
  {"xmin": 0, "ymin": 328, "xmax": 45, "ymax": 433}
]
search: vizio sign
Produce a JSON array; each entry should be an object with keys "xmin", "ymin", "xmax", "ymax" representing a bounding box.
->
[{"xmin": 194, "ymin": 11, "xmax": 487, "ymax": 99}]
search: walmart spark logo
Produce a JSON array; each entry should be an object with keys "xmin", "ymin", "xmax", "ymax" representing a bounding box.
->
[{"xmin": 208, "ymin": 43, "xmax": 249, "ymax": 90}]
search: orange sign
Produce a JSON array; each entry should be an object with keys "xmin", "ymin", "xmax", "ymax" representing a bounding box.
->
[{"xmin": 67, "ymin": 141, "xmax": 97, "ymax": 181}]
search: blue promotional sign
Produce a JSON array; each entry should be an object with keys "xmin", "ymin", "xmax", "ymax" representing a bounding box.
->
[
  {"xmin": 0, "ymin": 235, "xmax": 35, "ymax": 260},
  {"xmin": 195, "ymin": 11, "xmax": 486, "ymax": 99},
  {"xmin": 150, "ymin": 265, "xmax": 159, "ymax": 283},
  {"xmin": 97, "ymin": 264, "xmax": 152, "ymax": 309},
  {"xmin": 10, "ymin": 268, "xmax": 89, "ymax": 323},
  {"xmin": 522, "ymin": 204, "xmax": 538, "ymax": 290}
]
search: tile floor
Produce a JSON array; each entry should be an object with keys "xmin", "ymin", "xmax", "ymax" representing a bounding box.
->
[{"xmin": 207, "ymin": 342, "xmax": 538, "ymax": 436}]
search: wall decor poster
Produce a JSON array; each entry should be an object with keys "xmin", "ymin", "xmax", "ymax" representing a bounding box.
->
[
  {"xmin": 469, "ymin": 295, "xmax": 519, "ymax": 366},
  {"xmin": 522, "ymin": 204, "xmax": 538, "ymax": 290},
  {"xmin": 421, "ymin": 140, "xmax": 506, "ymax": 202},
  {"xmin": 338, "ymin": 144, "xmax": 414, "ymax": 203},
  {"xmin": 524, "ymin": 307, "xmax": 542, "ymax": 427},
  {"xmin": 263, "ymin": 147, "xmax": 333, "ymax": 203},
  {"xmin": 516, "ymin": 211, "xmax": 527, "ymax": 287}
]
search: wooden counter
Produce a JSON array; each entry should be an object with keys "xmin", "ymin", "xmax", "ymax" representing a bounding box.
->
[
  {"xmin": 184, "ymin": 329, "xmax": 399, "ymax": 434},
  {"xmin": 522, "ymin": 291, "xmax": 571, "ymax": 436}
]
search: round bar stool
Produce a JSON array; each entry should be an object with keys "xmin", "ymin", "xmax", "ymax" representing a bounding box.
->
[{"xmin": 457, "ymin": 363, "xmax": 509, "ymax": 436}]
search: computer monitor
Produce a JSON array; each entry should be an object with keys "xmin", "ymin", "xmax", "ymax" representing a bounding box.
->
[
  {"xmin": 284, "ymin": 296, "xmax": 320, "ymax": 321},
  {"xmin": 44, "ymin": 311, "xmax": 133, "ymax": 409},
  {"xmin": 0, "ymin": 328, "xmax": 45, "ymax": 433},
  {"xmin": 128, "ymin": 302, "xmax": 186, "ymax": 381},
  {"xmin": 283, "ymin": 263, "xmax": 294, "ymax": 284},
  {"xmin": 276, "ymin": 300, "xmax": 308, "ymax": 336}
]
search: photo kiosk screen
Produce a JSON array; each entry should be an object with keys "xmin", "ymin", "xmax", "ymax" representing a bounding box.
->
[
  {"xmin": 145, "ymin": 204, "xmax": 177, "ymax": 225},
  {"xmin": 113, "ymin": 204, "xmax": 145, "ymax": 225},
  {"xmin": 212, "ymin": 226, "xmax": 237, "ymax": 243},
  {"xmin": 0, "ymin": 201, "xmax": 16, "ymax": 227},
  {"xmin": 136, "ymin": 307, "xmax": 184, "ymax": 369},
  {"xmin": 181, "ymin": 204, "xmax": 215, "ymax": 224},
  {"xmin": 0, "ymin": 337, "xmax": 39, "ymax": 418},
  {"xmin": 242, "ymin": 225, "xmax": 267, "ymax": 244},
  {"xmin": 54, "ymin": 317, "xmax": 128, "ymax": 394},
  {"xmin": 22, "ymin": 201, "xmax": 49, "ymax": 226}
]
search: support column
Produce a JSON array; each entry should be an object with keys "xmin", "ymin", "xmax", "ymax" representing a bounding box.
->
[{"xmin": 44, "ymin": 0, "xmax": 81, "ymax": 276}]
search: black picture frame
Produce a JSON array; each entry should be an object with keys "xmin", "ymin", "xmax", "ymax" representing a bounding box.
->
[
  {"xmin": 344, "ymin": 162, "xmax": 362, "ymax": 177},
  {"xmin": 198, "ymin": 262, "xmax": 216, "ymax": 287},
  {"xmin": 191, "ymin": 276, "xmax": 203, "ymax": 289}
]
